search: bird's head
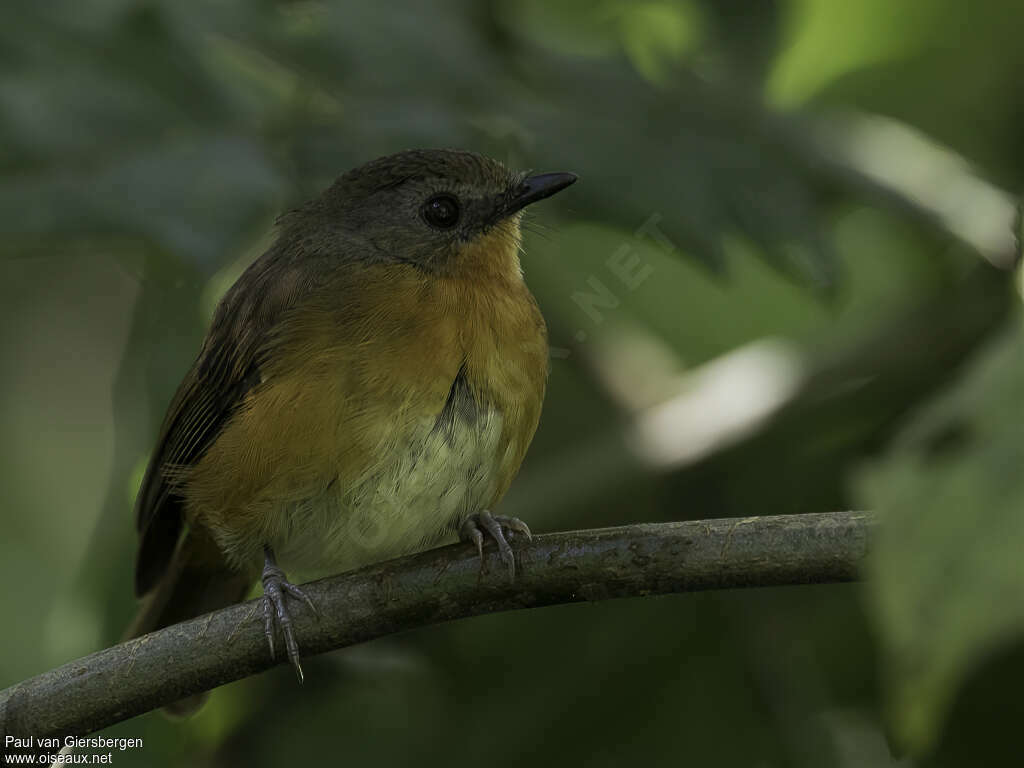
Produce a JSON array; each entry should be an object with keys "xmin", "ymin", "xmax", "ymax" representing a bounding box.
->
[{"xmin": 297, "ymin": 148, "xmax": 577, "ymax": 279}]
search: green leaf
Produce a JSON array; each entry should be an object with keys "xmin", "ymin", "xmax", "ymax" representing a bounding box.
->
[{"xmin": 856, "ymin": 314, "xmax": 1024, "ymax": 755}]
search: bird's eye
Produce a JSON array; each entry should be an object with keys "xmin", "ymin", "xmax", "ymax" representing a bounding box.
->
[{"xmin": 421, "ymin": 194, "xmax": 461, "ymax": 229}]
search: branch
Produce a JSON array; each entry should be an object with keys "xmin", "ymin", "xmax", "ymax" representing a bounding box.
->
[{"xmin": 1, "ymin": 511, "xmax": 872, "ymax": 751}]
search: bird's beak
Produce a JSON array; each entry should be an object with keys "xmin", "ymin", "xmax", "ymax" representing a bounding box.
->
[{"xmin": 503, "ymin": 172, "xmax": 578, "ymax": 216}]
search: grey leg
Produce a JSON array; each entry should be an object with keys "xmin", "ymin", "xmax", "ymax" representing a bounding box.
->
[
  {"xmin": 260, "ymin": 546, "xmax": 318, "ymax": 682},
  {"xmin": 459, "ymin": 510, "xmax": 532, "ymax": 580}
]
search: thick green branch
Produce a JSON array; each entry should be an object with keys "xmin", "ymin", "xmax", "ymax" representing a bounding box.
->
[{"xmin": 1, "ymin": 511, "xmax": 872, "ymax": 751}]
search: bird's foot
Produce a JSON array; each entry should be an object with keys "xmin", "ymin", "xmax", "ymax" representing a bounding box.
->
[
  {"xmin": 261, "ymin": 547, "xmax": 319, "ymax": 683},
  {"xmin": 459, "ymin": 510, "xmax": 532, "ymax": 581}
]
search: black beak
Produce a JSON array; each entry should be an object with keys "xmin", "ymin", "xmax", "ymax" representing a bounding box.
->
[{"xmin": 503, "ymin": 172, "xmax": 578, "ymax": 216}]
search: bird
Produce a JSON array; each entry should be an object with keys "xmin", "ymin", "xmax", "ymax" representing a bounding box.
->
[{"xmin": 127, "ymin": 148, "xmax": 577, "ymax": 710}]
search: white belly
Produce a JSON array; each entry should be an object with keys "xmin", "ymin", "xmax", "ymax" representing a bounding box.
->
[{"xmin": 272, "ymin": 404, "xmax": 505, "ymax": 581}]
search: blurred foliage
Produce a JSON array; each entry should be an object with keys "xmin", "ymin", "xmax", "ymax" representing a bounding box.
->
[
  {"xmin": 858, "ymin": 318, "xmax": 1024, "ymax": 755},
  {"xmin": 2, "ymin": 0, "xmax": 1024, "ymax": 765}
]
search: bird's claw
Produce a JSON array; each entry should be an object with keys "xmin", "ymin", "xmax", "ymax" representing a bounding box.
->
[
  {"xmin": 459, "ymin": 510, "xmax": 532, "ymax": 581},
  {"xmin": 260, "ymin": 556, "xmax": 317, "ymax": 683}
]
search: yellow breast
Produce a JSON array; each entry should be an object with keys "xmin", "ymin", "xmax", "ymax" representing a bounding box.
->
[{"xmin": 186, "ymin": 223, "xmax": 548, "ymax": 577}]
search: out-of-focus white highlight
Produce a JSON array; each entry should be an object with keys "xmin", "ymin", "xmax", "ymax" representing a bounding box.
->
[
  {"xmin": 813, "ymin": 112, "xmax": 1018, "ymax": 270},
  {"xmin": 629, "ymin": 340, "xmax": 805, "ymax": 469}
]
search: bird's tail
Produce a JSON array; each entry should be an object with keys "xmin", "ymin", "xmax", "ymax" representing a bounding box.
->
[{"xmin": 125, "ymin": 529, "xmax": 253, "ymax": 716}]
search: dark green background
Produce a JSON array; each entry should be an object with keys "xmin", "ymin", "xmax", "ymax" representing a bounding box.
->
[{"xmin": 3, "ymin": 0, "xmax": 1024, "ymax": 765}]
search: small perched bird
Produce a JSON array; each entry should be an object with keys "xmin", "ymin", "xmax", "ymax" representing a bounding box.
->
[{"xmin": 128, "ymin": 149, "xmax": 576, "ymax": 707}]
